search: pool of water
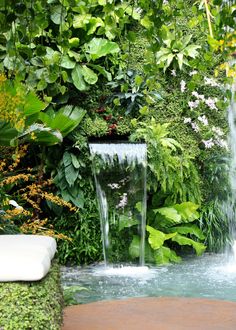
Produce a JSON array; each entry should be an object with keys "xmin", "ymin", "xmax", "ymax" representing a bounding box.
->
[{"xmin": 61, "ymin": 254, "xmax": 236, "ymax": 304}]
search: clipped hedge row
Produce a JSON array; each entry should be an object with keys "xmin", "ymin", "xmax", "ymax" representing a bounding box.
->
[{"xmin": 0, "ymin": 261, "xmax": 63, "ymax": 330}]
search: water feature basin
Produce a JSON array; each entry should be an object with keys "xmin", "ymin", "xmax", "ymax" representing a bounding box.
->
[{"xmin": 61, "ymin": 253, "xmax": 236, "ymax": 304}]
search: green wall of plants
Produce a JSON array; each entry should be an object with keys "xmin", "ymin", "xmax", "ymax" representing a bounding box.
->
[{"xmin": 0, "ymin": 0, "xmax": 235, "ymax": 264}]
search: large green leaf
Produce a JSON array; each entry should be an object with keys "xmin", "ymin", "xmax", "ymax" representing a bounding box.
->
[
  {"xmin": 184, "ymin": 44, "xmax": 201, "ymax": 58},
  {"xmin": 72, "ymin": 65, "xmax": 88, "ymax": 91},
  {"xmin": 63, "ymin": 152, "xmax": 78, "ymax": 186},
  {"xmin": 87, "ymin": 17, "xmax": 104, "ymax": 35},
  {"xmin": 146, "ymin": 225, "xmax": 176, "ymax": 250},
  {"xmin": 154, "ymin": 207, "xmax": 181, "ymax": 224},
  {"xmin": 89, "ymin": 64, "xmax": 112, "ymax": 81},
  {"xmin": 154, "ymin": 246, "xmax": 181, "ymax": 264},
  {"xmin": 85, "ymin": 38, "xmax": 120, "ymax": 60},
  {"xmin": 73, "ymin": 14, "xmax": 92, "ymax": 28},
  {"xmin": 23, "ymin": 91, "xmax": 46, "ymax": 116},
  {"xmin": 39, "ymin": 105, "xmax": 86, "ymax": 137},
  {"xmin": 169, "ymin": 224, "xmax": 205, "ymax": 240},
  {"xmin": 173, "ymin": 202, "xmax": 199, "ymax": 222},
  {"xmin": 0, "ymin": 122, "xmax": 18, "ymax": 146},
  {"xmin": 81, "ymin": 65, "xmax": 98, "ymax": 85},
  {"xmin": 61, "ymin": 55, "xmax": 76, "ymax": 69},
  {"xmin": 16, "ymin": 123, "xmax": 63, "ymax": 145},
  {"xmin": 50, "ymin": 5, "xmax": 67, "ymax": 24},
  {"xmin": 118, "ymin": 215, "xmax": 138, "ymax": 231},
  {"xmin": 171, "ymin": 234, "xmax": 206, "ymax": 256}
]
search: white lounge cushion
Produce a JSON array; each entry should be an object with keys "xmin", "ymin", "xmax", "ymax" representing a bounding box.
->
[
  {"xmin": 0, "ymin": 235, "xmax": 57, "ymax": 282},
  {"xmin": 0, "ymin": 235, "xmax": 57, "ymax": 259}
]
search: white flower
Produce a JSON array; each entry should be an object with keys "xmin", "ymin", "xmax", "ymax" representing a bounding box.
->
[
  {"xmin": 215, "ymin": 138, "xmax": 228, "ymax": 149},
  {"xmin": 188, "ymin": 100, "xmax": 199, "ymax": 110},
  {"xmin": 204, "ymin": 77, "xmax": 220, "ymax": 87},
  {"xmin": 184, "ymin": 117, "xmax": 192, "ymax": 124},
  {"xmin": 202, "ymin": 139, "xmax": 214, "ymax": 149},
  {"xmin": 212, "ymin": 126, "xmax": 224, "ymax": 136},
  {"xmin": 189, "ymin": 70, "xmax": 198, "ymax": 76},
  {"xmin": 198, "ymin": 94, "xmax": 205, "ymax": 101},
  {"xmin": 108, "ymin": 183, "xmax": 120, "ymax": 189},
  {"xmin": 171, "ymin": 69, "xmax": 176, "ymax": 76},
  {"xmin": 197, "ymin": 115, "xmax": 208, "ymax": 126},
  {"xmin": 191, "ymin": 122, "xmax": 199, "ymax": 132},
  {"xmin": 180, "ymin": 80, "xmax": 186, "ymax": 92},
  {"xmin": 192, "ymin": 91, "xmax": 199, "ymax": 98},
  {"xmin": 205, "ymin": 97, "xmax": 218, "ymax": 110},
  {"xmin": 192, "ymin": 91, "xmax": 205, "ymax": 101},
  {"xmin": 116, "ymin": 193, "xmax": 128, "ymax": 209}
]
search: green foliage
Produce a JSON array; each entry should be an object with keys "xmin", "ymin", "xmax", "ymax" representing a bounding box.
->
[
  {"xmin": 51, "ymin": 189, "xmax": 103, "ymax": 265},
  {"xmin": 155, "ymin": 27, "xmax": 201, "ymax": 71},
  {"xmin": 0, "ymin": 261, "xmax": 63, "ymax": 330},
  {"xmin": 0, "ymin": 0, "xmax": 140, "ymax": 101},
  {"xmin": 130, "ymin": 118, "xmax": 201, "ymax": 204},
  {"xmin": 107, "ymin": 69, "xmax": 162, "ymax": 115},
  {"xmin": 200, "ymin": 199, "xmax": 231, "ymax": 252},
  {"xmin": 145, "ymin": 202, "xmax": 205, "ymax": 264}
]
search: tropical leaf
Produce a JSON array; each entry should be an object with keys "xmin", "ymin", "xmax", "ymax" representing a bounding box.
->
[
  {"xmin": 146, "ymin": 225, "xmax": 176, "ymax": 250},
  {"xmin": 61, "ymin": 55, "xmax": 76, "ymax": 69},
  {"xmin": 72, "ymin": 65, "xmax": 88, "ymax": 91},
  {"xmin": 184, "ymin": 44, "xmax": 201, "ymax": 58},
  {"xmin": 39, "ymin": 105, "xmax": 86, "ymax": 137},
  {"xmin": 85, "ymin": 38, "xmax": 120, "ymax": 60},
  {"xmin": 154, "ymin": 246, "xmax": 181, "ymax": 264},
  {"xmin": 171, "ymin": 234, "xmax": 206, "ymax": 256},
  {"xmin": 50, "ymin": 5, "xmax": 67, "ymax": 24},
  {"xmin": 118, "ymin": 215, "xmax": 138, "ymax": 231},
  {"xmin": 16, "ymin": 123, "xmax": 63, "ymax": 145},
  {"xmin": 0, "ymin": 122, "xmax": 18, "ymax": 146},
  {"xmin": 63, "ymin": 152, "xmax": 78, "ymax": 186},
  {"xmin": 73, "ymin": 14, "xmax": 92, "ymax": 28},
  {"xmin": 160, "ymin": 138, "xmax": 183, "ymax": 151},
  {"xmin": 81, "ymin": 65, "xmax": 98, "ymax": 85},
  {"xmin": 154, "ymin": 207, "xmax": 181, "ymax": 223},
  {"xmin": 168, "ymin": 224, "xmax": 205, "ymax": 240},
  {"xmin": 88, "ymin": 64, "xmax": 112, "ymax": 81},
  {"xmin": 173, "ymin": 202, "xmax": 199, "ymax": 222},
  {"xmin": 23, "ymin": 91, "xmax": 46, "ymax": 116}
]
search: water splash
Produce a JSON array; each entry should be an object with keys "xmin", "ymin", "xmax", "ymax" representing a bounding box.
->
[{"xmin": 89, "ymin": 142, "xmax": 147, "ymax": 266}]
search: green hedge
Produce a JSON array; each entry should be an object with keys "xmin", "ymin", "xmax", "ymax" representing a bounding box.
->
[{"xmin": 0, "ymin": 261, "xmax": 63, "ymax": 330}]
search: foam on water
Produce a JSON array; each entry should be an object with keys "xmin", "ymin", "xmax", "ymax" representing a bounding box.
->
[{"xmin": 94, "ymin": 266, "xmax": 152, "ymax": 277}]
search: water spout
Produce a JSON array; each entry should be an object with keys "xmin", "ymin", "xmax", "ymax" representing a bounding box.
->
[{"xmin": 89, "ymin": 142, "xmax": 147, "ymax": 266}]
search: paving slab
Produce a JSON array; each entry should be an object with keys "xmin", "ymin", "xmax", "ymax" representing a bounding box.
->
[{"xmin": 62, "ymin": 297, "xmax": 236, "ymax": 330}]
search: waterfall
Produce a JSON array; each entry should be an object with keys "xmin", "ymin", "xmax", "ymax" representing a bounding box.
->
[{"xmin": 89, "ymin": 142, "xmax": 147, "ymax": 266}]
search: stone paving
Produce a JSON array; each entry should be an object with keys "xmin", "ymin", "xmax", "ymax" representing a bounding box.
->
[{"xmin": 62, "ymin": 297, "xmax": 236, "ymax": 330}]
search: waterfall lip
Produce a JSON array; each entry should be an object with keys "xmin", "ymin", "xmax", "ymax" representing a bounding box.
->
[{"xmin": 88, "ymin": 140, "xmax": 146, "ymax": 144}]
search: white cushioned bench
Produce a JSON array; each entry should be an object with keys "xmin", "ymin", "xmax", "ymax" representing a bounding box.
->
[{"xmin": 0, "ymin": 235, "xmax": 57, "ymax": 282}]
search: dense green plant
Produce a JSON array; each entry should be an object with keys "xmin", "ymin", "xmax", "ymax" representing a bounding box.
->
[
  {"xmin": 0, "ymin": 261, "xmax": 63, "ymax": 330},
  {"xmin": 130, "ymin": 118, "xmax": 201, "ymax": 204},
  {"xmin": 0, "ymin": 0, "xmax": 232, "ymax": 264},
  {"xmin": 155, "ymin": 26, "xmax": 201, "ymax": 71},
  {"xmin": 106, "ymin": 69, "xmax": 162, "ymax": 115},
  {"xmin": 200, "ymin": 199, "xmax": 232, "ymax": 253},
  {"xmin": 129, "ymin": 201, "xmax": 205, "ymax": 265}
]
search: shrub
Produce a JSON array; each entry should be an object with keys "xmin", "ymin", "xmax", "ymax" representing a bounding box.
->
[{"xmin": 0, "ymin": 261, "xmax": 63, "ymax": 330}]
